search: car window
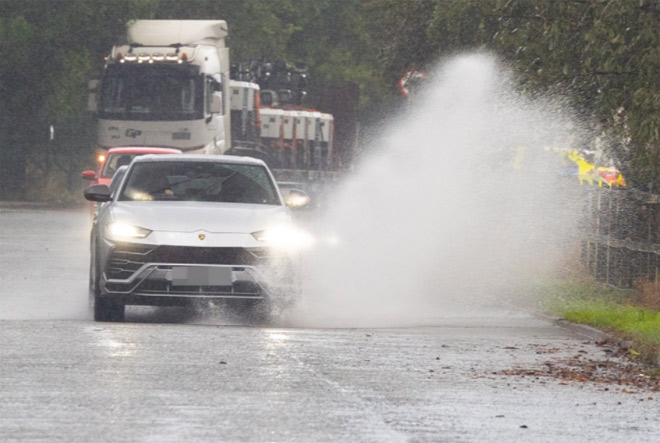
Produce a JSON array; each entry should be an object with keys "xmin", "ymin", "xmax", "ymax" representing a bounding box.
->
[
  {"xmin": 102, "ymin": 154, "xmax": 136, "ymax": 178},
  {"xmin": 118, "ymin": 161, "xmax": 280, "ymax": 205}
]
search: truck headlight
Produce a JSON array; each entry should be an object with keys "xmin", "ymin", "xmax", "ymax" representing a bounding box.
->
[{"xmin": 106, "ymin": 222, "xmax": 152, "ymax": 240}]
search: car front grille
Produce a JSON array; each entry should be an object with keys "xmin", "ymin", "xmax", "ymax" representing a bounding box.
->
[
  {"xmin": 106, "ymin": 244, "xmax": 268, "ymax": 280},
  {"xmin": 106, "ymin": 244, "xmax": 155, "ymax": 280}
]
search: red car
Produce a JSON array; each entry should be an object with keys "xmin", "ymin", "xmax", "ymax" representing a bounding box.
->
[{"xmin": 82, "ymin": 147, "xmax": 182, "ymax": 186}]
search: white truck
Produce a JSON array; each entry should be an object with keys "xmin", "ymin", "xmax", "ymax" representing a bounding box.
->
[{"xmin": 89, "ymin": 20, "xmax": 231, "ymax": 154}]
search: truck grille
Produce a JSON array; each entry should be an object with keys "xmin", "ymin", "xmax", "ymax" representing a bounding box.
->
[{"xmin": 106, "ymin": 244, "xmax": 267, "ymax": 280}]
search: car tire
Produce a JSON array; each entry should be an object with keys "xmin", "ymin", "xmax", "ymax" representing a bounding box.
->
[
  {"xmin": 246, "ymin": 299, "xmax": 272, "ymax": 325},
  {"xmin": 90, "ymin": 243, "xmax": 125, "ymax": 322},
  {"xmin": 229, "ymin": 299, "xmax": 272, "ymax": 325},
  {"xmin": 94, "ymin": 295, "xmax": 125, "ymax": 322}
]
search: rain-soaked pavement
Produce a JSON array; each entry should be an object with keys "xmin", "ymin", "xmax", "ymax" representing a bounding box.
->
[{"xmin": 1, "ymin": 206, "xmax": 659, "ymax": 442}]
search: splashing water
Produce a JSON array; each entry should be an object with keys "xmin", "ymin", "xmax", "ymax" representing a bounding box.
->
[{"xmin": 287, "ymin": 53, "xmax": 585, "ymax": 328}]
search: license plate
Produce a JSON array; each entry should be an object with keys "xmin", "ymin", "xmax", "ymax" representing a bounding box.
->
[{"xmin": 170, "ymin": 267, "xmax": 232, "ymax": 286}]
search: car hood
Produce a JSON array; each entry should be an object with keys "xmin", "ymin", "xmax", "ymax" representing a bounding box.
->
[{"xmin": 107, "ymin": 201, "xmax": 291, "ymax": 233}]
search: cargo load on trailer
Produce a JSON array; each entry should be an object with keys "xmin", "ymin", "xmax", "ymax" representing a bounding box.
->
[{"xmin": 228, "ymin": 59, "xmax": 337, "ymax": 183}]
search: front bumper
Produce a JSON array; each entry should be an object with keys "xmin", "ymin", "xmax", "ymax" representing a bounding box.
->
[
  {"xmin": 102, "ymin": 263, "xmax": 271, "ymax": 306},
  {"xmin": 99, "ymin": 242, "xmax": 296, "ymax": 306}
]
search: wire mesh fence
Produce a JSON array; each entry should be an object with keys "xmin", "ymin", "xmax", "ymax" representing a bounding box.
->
[{"xmin": 581, "ymin": 187, "xmax": 660, "ymax": 289}]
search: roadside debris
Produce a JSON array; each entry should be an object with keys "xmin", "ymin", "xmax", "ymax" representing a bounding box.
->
[{"xmin": 497, "ymin": 345, "xmax": 660, "ymax": 392}]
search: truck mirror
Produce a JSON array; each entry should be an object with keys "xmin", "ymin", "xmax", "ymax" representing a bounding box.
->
[
  {"xmin": 210, "ymin": 91, "xmax": 223, "ymax": 114},
  {"xmin": 88, "ymin": 79, "xmax": 99, "ymax": 113}
]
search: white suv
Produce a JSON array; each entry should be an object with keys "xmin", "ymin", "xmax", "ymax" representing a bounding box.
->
[{"xmin": 84, "ymin": 154, "xmax": 311, "ymax": 322}]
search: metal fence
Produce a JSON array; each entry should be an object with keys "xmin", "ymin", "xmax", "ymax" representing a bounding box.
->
[{"xmin": 581, "ymin": 187, "xmax": 660, "ymax": 289}]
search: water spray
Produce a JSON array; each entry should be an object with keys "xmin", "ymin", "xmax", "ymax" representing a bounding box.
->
[{"xmin": 288, "ymin": 53, "xmax": 585, "ymax": 328}]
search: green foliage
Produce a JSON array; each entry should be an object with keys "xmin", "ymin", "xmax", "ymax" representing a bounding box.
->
[
  {"xmin": 365, "ymin": 0, "xmax": 437, "ymax": 84},
  {"xmin": 282, "ymin": 0, "xmax": 390, "ymax": 117},
  {"xmin": 0, "ymin": 0, "xmax": 157, "ymax": 200}
]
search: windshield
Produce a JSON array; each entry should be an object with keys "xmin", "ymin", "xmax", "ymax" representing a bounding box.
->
[
  {"xmin": 119, "ymin": 161, "xmax": 280, "ymax": 205},
  {"xmin": 99, "ymin": 64, "xmax": 204, "ymax": 121},
  {"xmin": 109, "ymin": 166, "xmax": 128, "ymax": 194}
]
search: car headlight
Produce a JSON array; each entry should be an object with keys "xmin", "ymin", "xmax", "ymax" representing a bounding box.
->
[
  {"xmin": 106, "ymin": 222, "xmax": 152, "ymax": 240},
  {"xmin": 252, "ymin": 226, "xmax": 315, "ymax": 250},
  {"xmin": 284, "ymin": 190, "xmax": 311, "ymax": 209}
]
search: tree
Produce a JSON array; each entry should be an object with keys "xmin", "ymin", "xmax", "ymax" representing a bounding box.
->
[{"xmin": 0, "ymin": 0, "xmax": 155, "ymax": 200}]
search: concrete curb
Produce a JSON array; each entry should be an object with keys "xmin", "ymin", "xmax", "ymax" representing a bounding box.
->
[
  {"xmin": 534, "ymin": 312, "xmax": 611, "ymax": 342},
  {"xmin": 552, "ymin": 317, "xmax": 612, "ymax": 342}
]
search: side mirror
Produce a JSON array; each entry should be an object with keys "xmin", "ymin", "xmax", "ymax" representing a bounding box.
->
[
  {"xmin": 84, "ymin": 184, "xmax": 112, "ymax": 202},
  {"xmin": 285, "ymin": 189, "xmax": 310, "ymax": 209},
  {"xmin": 209, "ymin": 91, "xmax": 223, "ymax": 114},
  {"xmin": 81, "ymin": 170, "xmax": 97, "ymax": 181},
  {"xmin": 88, "ymin": 79, "xmax": 99, "ymax": 113}
]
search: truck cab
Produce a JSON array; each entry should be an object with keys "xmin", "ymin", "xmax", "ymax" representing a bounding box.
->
[{"xmin": 89, "ymin": 20, "xmax": 231, "ymax": 154}]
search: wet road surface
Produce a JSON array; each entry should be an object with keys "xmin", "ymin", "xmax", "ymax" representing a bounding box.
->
[{"xmin": 1, "ymin": 206, "xmax": 659, "ymax": 442}]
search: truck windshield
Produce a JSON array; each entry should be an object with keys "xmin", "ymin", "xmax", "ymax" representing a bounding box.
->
[
  {"xmin": 99, "ymin": 64, "xmax": 204, "ymax": 121},
  {"xmin": 119, "ymin": 161, "xmax": 281, "ymax": 205}
]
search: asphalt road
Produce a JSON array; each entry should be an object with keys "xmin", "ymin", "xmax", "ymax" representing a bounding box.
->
[{"xmin": 1, "ymin": 206, "xmax": 659, "ymax": 442}]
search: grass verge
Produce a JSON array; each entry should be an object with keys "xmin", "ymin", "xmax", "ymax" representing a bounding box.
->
[{"xmin": 532, "ymin": 278, "xmax": 660, "ymax": 367}]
